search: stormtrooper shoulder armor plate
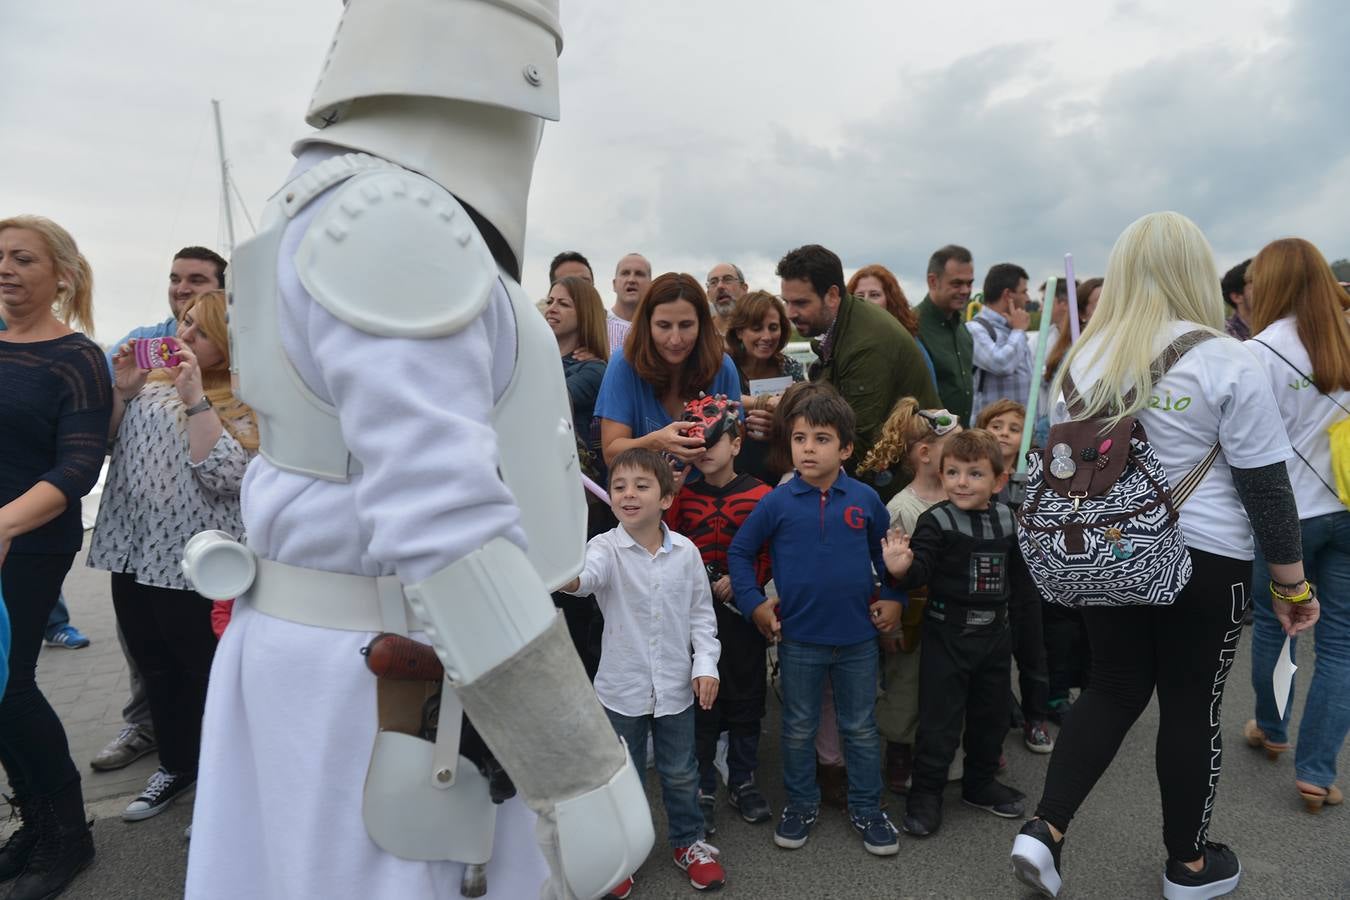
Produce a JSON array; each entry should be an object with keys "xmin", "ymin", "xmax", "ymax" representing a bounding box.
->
[{"xmin": 296, "ymin": 170, "xmax": 498, "ymax": 338}]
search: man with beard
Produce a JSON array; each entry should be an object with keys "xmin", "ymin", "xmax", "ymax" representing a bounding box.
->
[
  {"xmin": 608, "ymin": 252, "xmax": 652, "ymax": 352},
  {"xmin": 778, "ymin": 244, "xmax": 938, "ymax": 497},
  {"xmin": 707, "ymin": 262, "xmax": 748, "ymax": 335}
]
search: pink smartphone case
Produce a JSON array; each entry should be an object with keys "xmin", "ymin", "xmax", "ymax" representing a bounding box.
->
[{"xmin": 134, "ymin": 337, "xmax": 181, "ymax": 369}]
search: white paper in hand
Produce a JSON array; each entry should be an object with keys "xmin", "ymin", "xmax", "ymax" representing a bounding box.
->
[{"xmin": 1273, "ymin": 636, "xmax": 1298, "ymax": 720}]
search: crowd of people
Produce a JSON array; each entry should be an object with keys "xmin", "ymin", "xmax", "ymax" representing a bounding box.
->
[{"xmin": 0, "ymin": 208, "xmax": 1346, "ymax": 899}]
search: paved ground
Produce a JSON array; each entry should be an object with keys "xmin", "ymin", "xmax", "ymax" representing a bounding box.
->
[{"xmin": 8, "ymin": 542, "xmax": 1349, "ymax": 898}]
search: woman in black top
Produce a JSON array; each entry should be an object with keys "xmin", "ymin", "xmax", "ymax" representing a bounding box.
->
[{"xmin": 0, "ymin": 216, "xmax": 112, "ymax": 900}]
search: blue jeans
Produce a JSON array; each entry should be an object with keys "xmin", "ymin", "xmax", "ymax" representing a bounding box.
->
[
  {"xmin": 778, "ymin": 638, "xmax": 882, "ymax": 816},
  {"xmin": 43, "ymin": 593, "xmax": 70, "ymax": 638},
  {"xmin": 1251, "ymin": 510, "xmax": 1350, "ymax": 788},
  {"xmin": 605, "ymin": 704, "xmax": 704, "ymax": 848}
]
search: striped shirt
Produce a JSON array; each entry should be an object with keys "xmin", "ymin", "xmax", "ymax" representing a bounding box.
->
[{"xmin": 606, "ymin": 311, "xmax": 632, "ymax": 355}]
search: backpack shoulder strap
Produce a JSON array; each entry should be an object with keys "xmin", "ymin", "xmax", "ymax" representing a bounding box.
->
[
  {"xmin": 1155, "ymin": 331, "xmax": 1220, "ymax": 508},
  {"xmin": 1251, "ymin": 339, "xmax": 1347, "ymax": 501},
  {"xmin": 1252, "ymin": 338, "xmax": 1350, "ymax": 416}
]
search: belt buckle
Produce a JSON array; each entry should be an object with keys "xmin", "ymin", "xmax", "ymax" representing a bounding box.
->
[{"xmin": 965, "ymin": 609, "xmax": 996, "ymax": 627}]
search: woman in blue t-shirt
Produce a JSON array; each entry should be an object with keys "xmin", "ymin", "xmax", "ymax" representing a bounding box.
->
[{"xmin": 595, "ymin": 272, "xmax": 742, "ymax": 471}]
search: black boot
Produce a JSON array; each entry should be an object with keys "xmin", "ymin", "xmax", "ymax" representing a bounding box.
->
[
  {"xmin": 6, "ymin": 788, "xmax": 94, "ymax": 900},
  {"xmin": 0, "ymin": 794, "xmax": 39, "ymax": 883}
]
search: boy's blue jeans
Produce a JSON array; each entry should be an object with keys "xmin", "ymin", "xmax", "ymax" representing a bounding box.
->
[
  {"xmin": 778, "ymin": 637, "xmax": 883, "ymax": 816},
  {"xmin": 1251, "ymin": 510, "xmax": 1350, "ymax": 788},
  {"xmin": 605, "ymin": 704, "xmax": 705, "ymax": 848}
]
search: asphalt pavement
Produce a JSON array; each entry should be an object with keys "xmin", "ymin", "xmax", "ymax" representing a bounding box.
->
[{"xmin": 8, "ymin": 544, "xmax": 1348, "ymax": 899}]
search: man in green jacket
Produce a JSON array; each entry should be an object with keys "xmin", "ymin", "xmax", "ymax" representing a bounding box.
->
[
  {"xmin": 915, "ymin": 244, "xmax": 976, "ymax": 424},
  {"xmin": 778, "ymin": 244, "xmax": 939, "ymax": 496}
]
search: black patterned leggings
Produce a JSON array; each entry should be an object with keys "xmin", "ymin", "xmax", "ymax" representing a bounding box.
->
[{"xmin": 1034, "ymin": 548, "xmax": 1249, "ymax": 861}]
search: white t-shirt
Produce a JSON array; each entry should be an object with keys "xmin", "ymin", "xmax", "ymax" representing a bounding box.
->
[
  {"xmin": 1246, "ymin": 317, "xmax": 1350, "ymax": 520},
  {"xmin": 1055, "ymin": 320, "xmax": 1292, "ymax": 560}
]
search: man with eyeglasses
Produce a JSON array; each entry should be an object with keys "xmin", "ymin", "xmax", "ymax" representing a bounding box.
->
[{"xmin": 706, "ymin": 263, "xmax": 748, "ymax": 335}]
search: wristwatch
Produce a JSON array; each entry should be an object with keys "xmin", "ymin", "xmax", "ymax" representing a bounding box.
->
[{"xmin": 184, "ymin": 396, "xmax": 212, "ymax": 417}]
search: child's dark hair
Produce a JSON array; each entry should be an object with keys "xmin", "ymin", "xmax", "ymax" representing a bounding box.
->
[
  {"xmin": 766, "ymin": 381, "xmax": 840, "ymax": 475},
  {"xmin": 788, "ymin": 390, "xmax": 855, "ymax": 446},
  {"xmin": 975, "ymin": 399, "xmax": 1026, "ymax": 430},
  {"xmin": 608, "ymin": 447, "xmax": 676, "ymax": 497},
  {"xmin": 940, "ymin": 429, "xmax": 1005, "ymax": 476}
]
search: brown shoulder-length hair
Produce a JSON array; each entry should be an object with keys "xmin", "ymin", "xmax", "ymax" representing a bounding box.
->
[
  {"xmin": 1044, "ymin": 277, "xmax": 1098, "ymax": 382},
  {"xmin": 725, "ymin": 291, "xmax": 791, "ymax": 371},
  {"xmin": 623, "ymin": 272, "xmax": 724, "ymax": 398},
  {"xmin": 1249, "ymin": 238, "xmax": 1350, "ymax": 392},
  {"xmin": 847, "ymin": 264, "xmax": 919, "ymax": 336},
  {"xmin": 555, "ymin": 275, "xmax": 609, "ymax": 362}
]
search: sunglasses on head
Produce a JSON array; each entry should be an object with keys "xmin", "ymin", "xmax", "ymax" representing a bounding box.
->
[{"xmin": 918, "ymin": 409, "xmax": 960, "ymax": 435}]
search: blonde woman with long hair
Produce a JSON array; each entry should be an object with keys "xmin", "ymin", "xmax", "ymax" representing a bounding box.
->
[
  {"xmin": 1243, "ymin": 237, "xmax": 1350, "ymax": 813},
  {"xmin": 0, "ymin": 215, "xmax": 111, "ymax": 898},
  {"xmin": 1011, "ymin": 213, "xmax": 1318, "ymax": 900},
  {"xmin": 88, "ymin": 290, "xmax": 257, "ymax": 825}
]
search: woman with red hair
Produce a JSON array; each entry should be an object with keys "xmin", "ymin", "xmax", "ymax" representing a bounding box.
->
[{"xmin": 847, "ymin": 264, "xmax": 936, "ymax": 386}]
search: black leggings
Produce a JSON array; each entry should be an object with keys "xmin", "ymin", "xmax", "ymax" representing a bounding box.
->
[
  {"xmin": 0, "ymin": 552, "xmax": 83, "ymax": 806},
  {"xmin": 110, "ymin": 573, "xmax": 217, "ymax": 777},
  {"xmin": 1035, "ymin": 548, "xmax": 1249, "ymax": 861}
]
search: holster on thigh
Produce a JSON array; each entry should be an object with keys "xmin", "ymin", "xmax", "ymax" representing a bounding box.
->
[{"xmin": 362, "ymin": 679, "xmax": 497, "ymax": 864}]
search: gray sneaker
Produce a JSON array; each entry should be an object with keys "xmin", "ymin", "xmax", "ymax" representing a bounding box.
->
[{"xmin": 91, "ymin": 724, "xmax": 158, "ymax": 772}]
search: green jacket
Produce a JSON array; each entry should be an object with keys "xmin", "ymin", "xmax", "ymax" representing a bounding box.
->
[
  {"xmin": 810, "ymin": 295, "xmax": 940, "ymax": 482},
  {"xmin": 916, "ymin": 296, "xmax": 974, "ymax": 424}
]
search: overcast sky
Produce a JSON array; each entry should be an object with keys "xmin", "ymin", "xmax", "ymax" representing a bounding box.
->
[{"xmin": 6, "ymin": 0, "xmax": 1348, "ymax": 342}]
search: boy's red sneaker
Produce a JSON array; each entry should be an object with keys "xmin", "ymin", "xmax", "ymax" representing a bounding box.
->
[
  {"xmin": 606, "ymin": 875, "xmax": 634, "ymax": 898},
  {"xmin": 673, "ymin": 841, "xmax": 725, "ymax": 891}
]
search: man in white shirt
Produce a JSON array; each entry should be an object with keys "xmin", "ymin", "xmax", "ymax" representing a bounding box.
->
[
  {"xmin": 562, "ymin": 446, "xmax": 725, "ymax": 893},
  {"xmin": 608, "ymin": 252, "xmax": 652, "ymax": 353},
  {"xmin": 969, "ymin": 263, "xmax": 1032, "ymax": 420}
]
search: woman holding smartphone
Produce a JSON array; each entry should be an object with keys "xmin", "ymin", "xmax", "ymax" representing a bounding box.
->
[{"xmin": 88, "ymin": 290, "xmax": 257, "ymax": 824}]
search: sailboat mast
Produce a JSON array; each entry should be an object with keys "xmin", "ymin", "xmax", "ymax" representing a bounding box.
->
[{"xmin": 212, "ymin": 99, "xmax": 237, "ymax": 254}]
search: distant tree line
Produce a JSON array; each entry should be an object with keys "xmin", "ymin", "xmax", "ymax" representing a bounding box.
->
[{"xmin": 1332, "ymin": 258, "xmax": 1350, "ymax": 282}]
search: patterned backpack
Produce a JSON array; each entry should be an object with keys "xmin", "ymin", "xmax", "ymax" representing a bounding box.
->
[{"xmin": 1016, "ymin": 331, "xmax": 1219, "ymax": 607}]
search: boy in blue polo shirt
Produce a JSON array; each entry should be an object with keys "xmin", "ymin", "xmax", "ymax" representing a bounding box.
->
[{"xmin": 728, "ymin": 387, "xmax": 903, "ymax": 857}]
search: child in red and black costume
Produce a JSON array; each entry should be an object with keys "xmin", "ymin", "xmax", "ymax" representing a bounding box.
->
[{"xmin": 666, "ymin": 396, "xmax": 774, "ymax": 837}]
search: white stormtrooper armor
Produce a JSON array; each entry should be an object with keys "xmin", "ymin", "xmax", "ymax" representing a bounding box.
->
[{"xmin": 183, "ymin": 3, "xmax": 652, "ymax": 899}]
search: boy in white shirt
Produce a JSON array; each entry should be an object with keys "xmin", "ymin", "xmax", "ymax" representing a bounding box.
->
[{"xmin": 562, "ymin": 447, "xmax": 725, "ymax": 895}]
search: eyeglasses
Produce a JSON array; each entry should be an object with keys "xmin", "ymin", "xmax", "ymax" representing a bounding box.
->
[
  {"xmin": 707, "ymin": 275, "xmax": 742, "ymax": 287},
  {"xmin": 918, "ymin": 409, "xmax": 960, "ymax": 435}
]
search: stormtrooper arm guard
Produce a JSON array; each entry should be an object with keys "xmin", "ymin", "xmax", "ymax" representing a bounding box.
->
[{"xmin": 405, "ymin": 539, "xmax": 654, "ymax": 900}]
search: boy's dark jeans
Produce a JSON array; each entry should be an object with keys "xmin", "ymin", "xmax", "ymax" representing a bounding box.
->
[
  {"xmin": 605, "ymin": 705, "xmax": 705, "ymax": 848},
  {"xmin": 910, "ymin": 611, "xmax": 1012, "ymax": 797}
]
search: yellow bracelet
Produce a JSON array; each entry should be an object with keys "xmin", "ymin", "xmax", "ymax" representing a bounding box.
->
[{"xmin": 1269, "ymin": 580, "xmax": 1313, "ymax": 604}]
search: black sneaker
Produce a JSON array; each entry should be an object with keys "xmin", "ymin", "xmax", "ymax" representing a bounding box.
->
[
  {"xmin": 1011, "ymin": 818, "xmax": 1063, "ymax": 897},
  {"xmin": 728, "ymin": 781, "xmax": 771, "ymax": 824},
  {"xmin": 1162, "ymin": 841, "xmax": 1241, "ymax": 900},
  {"xmin": 901, "ymin": 791, "xmax": 942, "ymax": 837},
  {"xmin": 963, "ymin": 780, "xmax": 1026, "ymax": 818},
  {"xmin": 697, "ymin": 792, "xmax": 716, "ymax": 837},
  {"xmin": 122, "ymin": 768, "xmax": 195, "ymax": 822}
]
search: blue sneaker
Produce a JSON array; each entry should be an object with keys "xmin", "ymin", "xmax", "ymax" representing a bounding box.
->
[
  {"xmin": 851, "ymin": 810, "xmax": 900, "ymax": 856},
  {"xmin": 44, "ymin": 625, "xmax": 91, "ymax": 649},
  {"xmin": 773, "ymin": 806, "xmax": 818, "ymax": 849}
]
